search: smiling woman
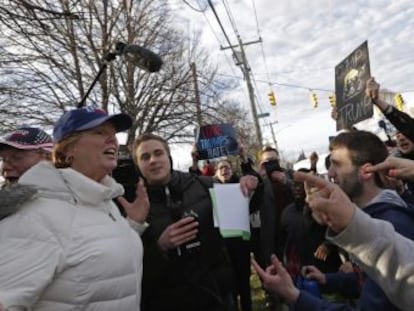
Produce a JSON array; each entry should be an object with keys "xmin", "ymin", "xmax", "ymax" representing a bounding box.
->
[
  {"xmin": 0, "ymin": 106, "xmax": 150, "ymax": 311},
  {"xmin": 54, "ymin": 123, "xmax": 120, "ymax": 181}
]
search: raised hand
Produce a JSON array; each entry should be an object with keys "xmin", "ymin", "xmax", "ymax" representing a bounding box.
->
[
  {"xmin": 365, "ymin": 77, "xmax": 380, "ymax": 100},
  {"xmin": 310, "ymin": 151, "xmax": 319, "ymax": 172},
  {"xmin": 294, "ymin": 171, "xmax": 356, "ymax": 233},
  {"xmin": 239, "ymin": 175, "xmax": 258, "ymax": 197},
  {"xmin": 302, "ymin": 265, "xmax": 326, "ymax": 285},
  {"xmin": 270, "ymin": 171, "xmax": 287, "ymax": 184},
  {"xmin": 117, "ymin": 178, "xmax": 150, "ymax": 224},
  {"xmin": 252, "ymin": 254, "xmax": 300, "ymax": 304}
]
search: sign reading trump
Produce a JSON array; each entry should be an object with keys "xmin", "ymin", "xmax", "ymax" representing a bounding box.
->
[
  {"xmin": 196, "ymin": 124, "xmax": 239, "ymax": 160},
  {"xmin": 335, "ymin": 41, "xmax": 372, "ymax": 130}
]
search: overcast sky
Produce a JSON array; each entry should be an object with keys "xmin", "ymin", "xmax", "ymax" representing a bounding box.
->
[{"xmin": 167, "ymin": 0, "xmax": 414, "ymax": 168}]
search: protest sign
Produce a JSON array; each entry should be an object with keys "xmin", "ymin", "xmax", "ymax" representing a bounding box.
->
[
  {"xmin": 335, "ymin": 41, "xmax": 372, "ymax": 130},
  {"xmin": 196, "ymin": 123, "xmax": 239, "ymax": 160}
]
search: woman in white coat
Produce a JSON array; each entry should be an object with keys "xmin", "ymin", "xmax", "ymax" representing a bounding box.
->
[{"xmin": 0, "ymin": 106, "xmax": 149, "ymax": 311}]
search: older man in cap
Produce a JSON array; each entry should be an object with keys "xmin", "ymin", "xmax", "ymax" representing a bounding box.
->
[{"xmin": 0, "ymin": 127, "xmax": 53, "ymax": 186}]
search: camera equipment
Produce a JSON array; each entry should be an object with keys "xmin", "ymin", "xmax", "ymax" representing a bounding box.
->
[
  {"xmin": 112, "ymin": 145, "xmax": 140, "ymax": 215},
  {"xmin": 263, "ymin": 159, "xmax": 283, "ymax": 175},
  {"xmin": 166, "ymin": 187, "xmax": 201, "ymax": 258},
  {"xmin": 176, "ymin": 210, "xmax": 201, "ymax": 257}
]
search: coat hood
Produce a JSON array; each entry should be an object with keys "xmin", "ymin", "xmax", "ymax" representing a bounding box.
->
[
  {"xmin": 146, "ymin": 170, "xmax": 196, "ymax": 202},
  {"xmin": 364, "ymin": 189, "xmax": 409, "ymax": 216},
  {"xmin": 0, "ymin": 184, "xmax": 37, "ymax": 220}
]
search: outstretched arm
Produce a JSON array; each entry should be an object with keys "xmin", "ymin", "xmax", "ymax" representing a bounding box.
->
[
  {"xmin": 367, "ymin": 156, "xmax": 414, "ymax": 182},
  {"xmin": 294, "ymin": 171, "xmax": 414, "ymax": 310},
  {"xmin": 366, "ymin": 77, "xmax": 414, "ymax": 142}
]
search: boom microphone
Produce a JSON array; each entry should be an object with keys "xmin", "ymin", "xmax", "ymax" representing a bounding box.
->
[
  {"xmin": 116, "ymin": 42, "xmax": 163, "ymax": 73},
  {"xmin": 77, "ymin": 42, "xmax": 163, "ymax": 108}
]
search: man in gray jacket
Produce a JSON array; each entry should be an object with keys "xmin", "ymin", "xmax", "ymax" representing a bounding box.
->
[{"xmin": 294, "ymin": 168, "xmax": 414, "ymax": 311}]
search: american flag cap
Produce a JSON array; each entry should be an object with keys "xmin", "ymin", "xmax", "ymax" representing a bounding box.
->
[{"xmin": 0, "ymin": 127, "xmax": 53, "ymax": 153}]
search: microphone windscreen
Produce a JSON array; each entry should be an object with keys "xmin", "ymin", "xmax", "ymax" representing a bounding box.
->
[{"xmin": 124, "ymin": 45, "xmax": 163, "ymax": 73}]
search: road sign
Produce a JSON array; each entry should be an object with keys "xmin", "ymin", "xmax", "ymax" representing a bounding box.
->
[{"xmin": 257, "ymin": 113, "xmax": 270, "ymax": 118}]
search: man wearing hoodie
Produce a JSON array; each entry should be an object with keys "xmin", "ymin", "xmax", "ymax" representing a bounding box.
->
[{"xmin": 253, "ymin": 130, "xmax": 414, "ymax": 311}]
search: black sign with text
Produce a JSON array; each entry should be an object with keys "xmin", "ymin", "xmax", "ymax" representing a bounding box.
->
[{"xmin": 335, "ymin": 41, "xmax": 372, "ymax": 130}]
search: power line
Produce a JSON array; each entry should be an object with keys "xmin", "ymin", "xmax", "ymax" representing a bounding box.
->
[
  {"xmin": 213, "ymin": 0, "xmax": 263, "ymax": 145},
  {"xmin": 199, "ymin": 2, "xmax": 239, "ymax": 77},
  {"xmin": 249, "ymin": 0, "xmax": 271, "ymax": 85},
  {"xmin": 207, "ymin": 0, "xmax": 234, "ymax": 50},
  {"xmin": 250, "ymin": 71, "xmax": 265, "ymax": 114},
  {"xmin": 247, "ymin": 0, "xmax": 274, "ymax": 118},
  {"xmin": 181, "ymin": 0, "xmax": 208, "ymax": 12},
  {"xmin": 216, "ymin": 72, "xmax": 333, "ymax": 92},
  {"xmin": 222, "ymin": 0, "xmax": 239, "ymax": 38}
]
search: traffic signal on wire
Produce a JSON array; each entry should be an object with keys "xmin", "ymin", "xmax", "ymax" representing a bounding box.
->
[
  {"xmin": 394, "ymin": 93, "xmax": 404, "ymax": 111},
  {"xmin": 310, "ymin": 92, "xmax": 318, "ymax": 108},
  {"xmin": 329, "ymin": 94, "xmax": 336, "ymax": 107},
  {"xmin": 268, "ymin": 91, "xmax": 276, "ymax": 106}
]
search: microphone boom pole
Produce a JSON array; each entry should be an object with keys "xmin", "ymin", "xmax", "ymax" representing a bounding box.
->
[{"xmin": 77, "ymin": 52, "xmax": 118, "ymax": 108}]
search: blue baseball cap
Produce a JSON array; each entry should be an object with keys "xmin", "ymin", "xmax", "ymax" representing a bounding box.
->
[{"xmin": 53, "ymin": 106, "xmax": 132, "ymax": 142}]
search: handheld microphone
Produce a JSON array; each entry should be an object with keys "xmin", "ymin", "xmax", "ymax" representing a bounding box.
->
[{"xmin": 116, "ymin": 42, "xmax": 163, "ymax": 73}]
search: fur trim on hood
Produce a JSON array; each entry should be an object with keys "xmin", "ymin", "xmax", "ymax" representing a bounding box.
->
[{"xmin": 0, "ymin": 184, "xmax": 37, "ymax": 220}]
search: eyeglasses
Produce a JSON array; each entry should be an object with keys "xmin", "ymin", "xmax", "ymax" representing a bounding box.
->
[
  {"xmin": 0, "ymin": 153, "xmax": 27, "ymax": 164},
  {"xmin": 0, "ymin": 149, "xmax": 44, "ymax": 165},
  {"xmin": 218, "ymin": 165, "xmax": 231, "ymax": 170}
]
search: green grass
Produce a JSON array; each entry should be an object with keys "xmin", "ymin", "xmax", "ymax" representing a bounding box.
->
[
  {"xmin": 249, "ymin": 264, "xmax": 290, "ymax": 311},
  {"xmin": 251, "ymin": 268, "xmax": 266, "ymax": 310}
]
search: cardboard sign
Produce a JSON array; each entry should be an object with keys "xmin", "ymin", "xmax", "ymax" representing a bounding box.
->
[
  {"xmin": 196, "ymin": 123, "xmax": 239, "ymax": 160},
  {"xmin": 335, "ymin": 41, "xmax": 372, "ymax": 130}
]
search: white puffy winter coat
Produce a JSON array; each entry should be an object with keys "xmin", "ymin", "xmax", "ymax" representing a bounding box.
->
[{"xmin": 0, "ymin": 161, "xmax": 144, "ymax": 310}]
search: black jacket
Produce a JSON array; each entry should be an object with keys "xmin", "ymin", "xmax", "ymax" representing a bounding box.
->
[
  {"xmin": 141, "ymin": 171, "xmax": 234, "ymax": 311},
  {"xmin": 383, "ymin": 105, "xmax": 414, "ymax": 142}
]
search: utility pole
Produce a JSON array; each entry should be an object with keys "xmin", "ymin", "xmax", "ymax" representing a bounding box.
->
[
  {"xmin": 191, "ymin": 62, "xmax": 203, "ymax": 127},
  {"xmin": 268, "ymin": 121, "xmax": 278, "ymax": 149},
  {"xmin": 221, "ymin": 36, "xmax": 263, "ymax": 148},
  {"xmin": 258, "ymin": 113, "xmax": 278, "ymax": 149}
]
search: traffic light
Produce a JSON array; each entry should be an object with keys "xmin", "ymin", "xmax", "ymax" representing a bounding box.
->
[
  {"xmin": 394, "ymin": 93, "xmax": 404, "ymax": 111},
  {"xmin": 310, "ymin": 92, "xmax": 318, "ymax": 108},
  {"xmin": 329, "ymin": 94, "xmax": 336, "ymax": 107},
  {"xmin": 268, "ymin": 91, "xmax": 276, "ymax": 106}
]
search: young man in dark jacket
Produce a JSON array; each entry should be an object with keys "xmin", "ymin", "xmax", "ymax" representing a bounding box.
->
[{"xmin": 132, "ymin": 133, "xmax": 259, "ymax": 311}]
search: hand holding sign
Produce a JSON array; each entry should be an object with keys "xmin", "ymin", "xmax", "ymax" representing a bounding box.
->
[{"xmin": 365, "ymin": 77, "xmax": 380, "ymax": 100}]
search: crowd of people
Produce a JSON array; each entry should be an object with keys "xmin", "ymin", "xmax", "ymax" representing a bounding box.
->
[{"xmin": 0, "ymin": 78, "xmax": 413, "ymax": 311}]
